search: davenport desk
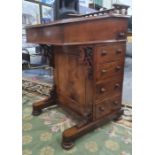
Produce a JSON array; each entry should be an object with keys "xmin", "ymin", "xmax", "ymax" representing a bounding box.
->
[{"xmin": 25, "ymin": 14, "xmax": 129, "ymax": 149}]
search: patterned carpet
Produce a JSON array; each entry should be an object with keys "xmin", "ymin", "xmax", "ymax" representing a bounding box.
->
[{"xmin": 22, "ymin": 90, "xmax": 132, "ymax": 155}]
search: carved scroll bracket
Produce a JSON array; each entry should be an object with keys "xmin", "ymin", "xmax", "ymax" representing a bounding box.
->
[
  {"xmin": 80, "ymin": 47, "xmax": 94, "ymax": 80},
  {"xmin": 38, "ymin": 44, "xmax": 57, "ymax": 100},
  {"xmin": 39, "ymin": 44, "xmax": 55, "ymax": 68}
]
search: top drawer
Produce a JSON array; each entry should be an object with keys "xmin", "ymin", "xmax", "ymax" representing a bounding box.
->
[{"xmin": 94, "ymin": 43, "xmax": 126, "ymax": 66}]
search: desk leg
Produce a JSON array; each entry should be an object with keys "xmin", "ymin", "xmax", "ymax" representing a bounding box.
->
[
  {"xmin": 32, "ymin": 45, "xmax": 57, "ymax": 116},
  {"xmin": 32, "ymin": 86, "xmax": 57, "ymax": 116},
  {"xmin": 62, "ymin": 109, "xmax": 123, "ymax": 150}
]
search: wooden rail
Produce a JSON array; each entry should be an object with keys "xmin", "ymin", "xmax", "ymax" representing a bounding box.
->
[{"xmin": 68, "ymin": 4, "xmax": 130, "ymax": 18}]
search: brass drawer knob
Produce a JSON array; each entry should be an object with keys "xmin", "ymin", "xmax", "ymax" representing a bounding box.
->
[
  {"xmin": 116, "ymin": 66, "xmax": 121, "ymax": 71},
  {"xmin": 101, "ymin": 50, "xmax": 107, "ymax": 56},
  {"xmin": 113, "ymin": 101, "xmax": 119, "ymax": 105},
  {"xmin": 101, "ymin": 69, "xmax": 107, "ymax": 74},
  {"xmin": 116, "ymin": 49, "xmax": 122, "ymax": 54},
  {"xmin": 99, "ymin": 107, "xmax": 105, "ymax": 111},
  {"xmin": 115, "ymin": 83, "xmax": 120, "ymax": 88},
  {"xmin": 100, "ymin": 88, "xmax": 106, "ymax": 93}
]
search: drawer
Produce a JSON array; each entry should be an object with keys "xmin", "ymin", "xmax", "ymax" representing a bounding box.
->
[
  {"xmin": 94, "ymin": 43, "xmax": 126, "ymax": 65},
  {"xmin": 95, "ymin": 95, "xmax": 122, "ymax": 119},
  {"xmin": 95, "ymin": 99, "xmax": 111, "ymax": 119},
  {"xmin": 95, "ymin": 60, "xmax": 124, "ymax": 82},
  {"xmin": 95, "ymin": 77, "xmax": 123, "ymax": 101},
  {"xmin": 110, "ymin": 95, "xmax": 122, "ymax": 110}
]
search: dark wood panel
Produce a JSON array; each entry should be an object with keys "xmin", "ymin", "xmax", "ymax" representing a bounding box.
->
[
  {"xmin": 58, "ymin": 92, "xmax": 86, "ymax": 116},
  {"xmin": 54, "ymin": 46, "xmax": 88, "ymax": 115}
]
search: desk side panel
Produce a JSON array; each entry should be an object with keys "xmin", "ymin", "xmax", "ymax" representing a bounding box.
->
[{"xmin": 54, "ymin": 46, "xmax": 91, "ymax": 116}]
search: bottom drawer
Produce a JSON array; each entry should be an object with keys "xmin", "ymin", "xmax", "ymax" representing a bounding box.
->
[{"xmin": 95, "ymin": 95, "xmax": 122, "ymax": 119}]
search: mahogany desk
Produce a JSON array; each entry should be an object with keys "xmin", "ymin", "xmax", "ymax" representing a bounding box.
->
[{"xmin": 26, "ymin": 15, "xmax": 129, "ymax": 149}]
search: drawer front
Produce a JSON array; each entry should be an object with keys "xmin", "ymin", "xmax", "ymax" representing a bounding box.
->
[
  {"xmin": 95, "ymin": 95, "xmax": 122, "ymax": 119},
  {"xmin": 110, "ymin": 95, "xmax": 122, "ymax": 111},
  {"xmin": 94, "ymin": 43, "xmax": 126, "ymax": 66},
  {"xmin": 95, "ymin": 100, "xmax": 111, "ymax": 119},
  {"xmin": 95, "ymin": 60, "xmax": 124, "ymax": 82},
  {"xmin": 95, "ymin": 77, "xmax": 123, "ymax": 101}
]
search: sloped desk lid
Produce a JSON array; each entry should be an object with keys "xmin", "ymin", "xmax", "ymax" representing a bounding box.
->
[{"xmin": 25, "ymin": 15, "xmax": 129, "ymax": 46}]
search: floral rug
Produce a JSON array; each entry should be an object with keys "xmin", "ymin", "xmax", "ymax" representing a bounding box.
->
[{"xmin": 22, "ymin": 90, "xmax": 132, "ymax": 155}]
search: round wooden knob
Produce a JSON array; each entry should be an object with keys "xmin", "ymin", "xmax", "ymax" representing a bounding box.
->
[
  {"xmin": 101, "ymin": 50, "xmax": 107, "ymax": 56},
  {"xmin": 113, "ymin": 101, "xmax": 119, "ymax": 105},
  {"xmin": 116, "ymin": 66, "xmax": 121, "ymax": 70},
  {"xmin": 116, "ymin": 49, "xmax": 122, "ymax": 54},
  {"xmin": 101, "ymin": 69, "xmax": 107, "ymax": 74},
  {"xmin": 115, "ymin": 83, "xmax": 120, "ymax": 88},
  {"xmin": 99, "ymin": 107, "xmax": 105, "ymax": 111},
  {"xmin": 100, "ymin": 88, "xmax": 106, "ymax": 93}
]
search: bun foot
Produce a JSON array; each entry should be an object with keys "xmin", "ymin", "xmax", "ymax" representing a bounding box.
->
[
  {"xmin": 61, "ymin": 110, "xmax": 123, "ymax": 149},
  {"xmin": 62, "ymin": 141, "xmax": 74, "ymax": 150},
  {"xmin": 113, "ymin": 109, "xmax": 123, "ymax": 121},
  {"xmin": 32, "ymin": 109, "xmax": 42, "ymax": 116}
]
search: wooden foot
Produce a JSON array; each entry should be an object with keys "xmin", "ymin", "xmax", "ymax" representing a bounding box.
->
[
  {"xmin": 113, "ymin": 109, "xmax": 124, "ymax": 121},
  {"xmin": 62, "ymin": 110, "xmax": 123, "ymax": 149},
  {"xmin": 32, "ymin": 109, "xmax": 42, "ymax": 116},
  {"xmin": 61, "ymin": 141, "xmax": 74, "ymax": 150},
  {"xmin": 32, "ymin": 96, "xmax": 56, "ymax": 116},
  {"xmin": 32, "ymin": 86, "xmax": 57, "ymax": 116}
]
